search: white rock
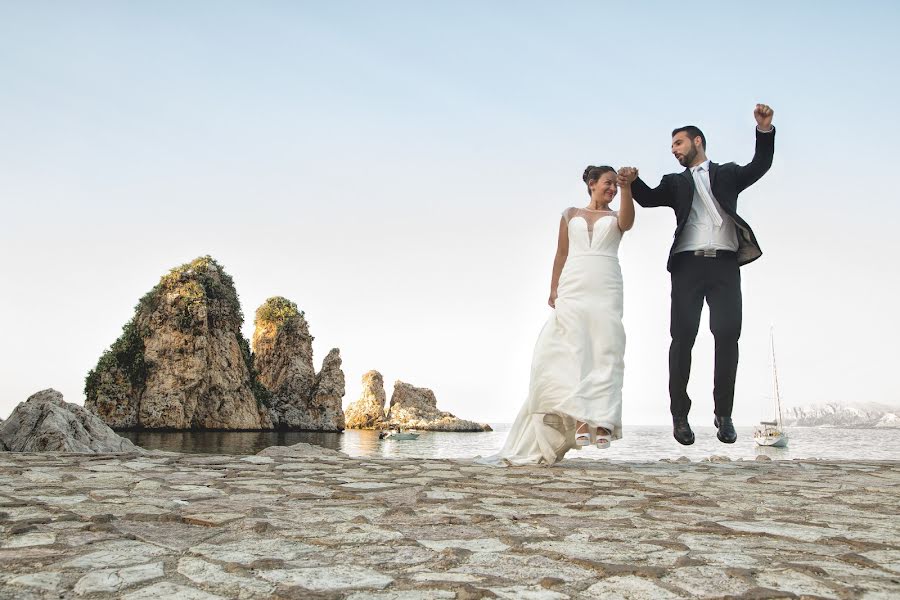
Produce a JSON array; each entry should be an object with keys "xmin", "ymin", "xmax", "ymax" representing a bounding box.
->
[
  {"xmin": 239, "ymin": 455, "xmax": 274, "ymax": 464},
  {"xmin": 74, "ymin": 561, "xmax": 165, "ymax": 595},
  {"xmin": 489, "ymin": 585, "xmax": 570, "ymax": 600},
  {"xmin": 345, "ymin": 592, "xmax": 456, "ymax": 600},
  {"xmin": 583, "ymin": 575, "xmax": 682, "ymax": 599},
  {"xmin": 60, "ymin": 540, "xmax": 169, "ymax": 569},
  {"xmin": 188, "ymin": 538, "xmax": 316, "ymax": 565},
  {"xmin": 418, "ymin": 538, "xmax": 510, "ymax": 553},
  {"xmin": 8, "ymin": 572, "xmax": 62, "ymax": 592},
  {"xmin": 123, "ymin": 582, "xmax": 226, "ymax": 600},
  {"xmin": 259, "ymin": 566, "xmax": 393, "ymax": 591},
  {"xmin": 177, "ymin": 557, "xmax": 275, "ymax": 599},
  {"xmin": 1, "ymin": 532, "xmax": 56, "ymax": 548}
]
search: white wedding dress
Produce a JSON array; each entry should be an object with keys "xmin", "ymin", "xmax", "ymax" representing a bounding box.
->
[{"xmin": 477, "ymin": 208, "xmax": 625, "ymax": 466}]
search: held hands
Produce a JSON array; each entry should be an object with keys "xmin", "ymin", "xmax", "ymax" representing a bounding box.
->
[
  {"xmin": 754, "ymin": 103, "xmax": 774, "ymax": 131},
  {"xmin": 616, "ymin": 167, "xmax": 638, "ymax": 187}
]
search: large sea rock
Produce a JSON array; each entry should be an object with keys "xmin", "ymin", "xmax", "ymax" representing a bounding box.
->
[
  {"xmin": 84, "ymin": 256, "xmax": 271, "ymax": 430},
  {"xmin": 344, "ymin": 370, "xmax": 388, "ymax": 429},
  {"xmin": 386, "ymin": 381, "xmax": 491, "ymax": 432},
  {"xmin": 252, "ymin": 297, "xmax": 345, "ymax": 431},
  {"xmin": 0, "ymin": 389, "xmax": 142, "ymax": 453}
]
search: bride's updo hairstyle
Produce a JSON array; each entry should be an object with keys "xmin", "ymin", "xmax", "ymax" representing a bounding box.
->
[{"xmin": 582, "ymin": 165, "xmax": 616, "ymax": 196}]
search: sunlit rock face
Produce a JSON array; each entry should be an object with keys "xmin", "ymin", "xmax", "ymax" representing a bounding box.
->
[
  {"xmin": 344, "ymin": 370, "xmax": 387, "ymax": 430},
  {"xmin": 251, "ymin": 297, "xmax": 345, "ymax": 431},
  {"xmin": 85, "ymin": 256, "xmax": 271, "ymax": 430},
  {"xmin": 386, "ymin": 381, "xmax": 491, "ymax": 432},
  {"xmin": 1, "ymin": 389, "xmax": 143, "ymax": 452}
]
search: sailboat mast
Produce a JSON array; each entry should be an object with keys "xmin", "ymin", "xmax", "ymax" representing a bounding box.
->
[{"xmin": 771, "ymin": 328, "xmax": 784, "ymax": 427}]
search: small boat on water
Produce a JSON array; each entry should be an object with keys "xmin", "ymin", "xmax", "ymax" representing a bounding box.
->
[
  {"xmin": 379, "ymin": 429, "xmax": 420, "ymax": 440},
  {"xmin": 755, "ymin": 328, "xmax": 789, "ymax": 448}
]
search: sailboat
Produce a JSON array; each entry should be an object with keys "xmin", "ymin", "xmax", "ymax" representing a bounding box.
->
[{"xmin": 754, "ymin": 328, "xmax": 789, "ymax": 448}]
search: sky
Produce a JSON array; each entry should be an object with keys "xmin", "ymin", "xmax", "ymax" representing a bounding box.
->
[{"xmin": 1, "ymin": 1, "xmax": 899, "ymax": 426}]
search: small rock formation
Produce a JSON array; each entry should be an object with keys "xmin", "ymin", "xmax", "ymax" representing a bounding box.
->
[
  {"xmin": 256, "ymin": 441, "xmax": 345, "ymax": 458},
  {"xmin": 344, "ymin": 370, "xmax": 387, "ymax": 429},
  {"xmin": 386, "ymin": 381, "xmax": 491, "ymax": 432},
  {"xmin": 84, "ymin": 256, "xmax": 271, "ymax": 430},
  {"xmin": 252, "ymin": 297, "xmax": 345, "ymax": 431},
  {"xmin": 0, "ymin": 389, "xmax": 143, "ymax": 453}
]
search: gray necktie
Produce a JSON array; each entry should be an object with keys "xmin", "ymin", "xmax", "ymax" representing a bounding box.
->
[{"xmin": 693, "ymin": 165, "xmax": 723, "ymax": 228}]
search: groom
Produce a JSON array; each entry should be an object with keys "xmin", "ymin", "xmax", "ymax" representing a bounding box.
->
[{"xmin": 625, "ymin": 104, "xmax": 775, "ymax": 445}]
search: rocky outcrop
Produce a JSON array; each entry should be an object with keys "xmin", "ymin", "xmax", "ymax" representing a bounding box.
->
[
  {"xmin": 386, "ymin": 381, "xmax": 491, "ymax": 432},
  {"xmin": 251, "ymin": 298, "xmax": 345, "ymax": 431},
  {"xmin": 0, "ymin": 389, "xmax": 143, "ymax": 452},
  {"xmin": 344, "ymin": 370, "xmax": 387, "ymax": 429},
  {"xmin": 85, "ymin": 256, "xmax": 271, "ymax": 430},
  {"xmin": 310, "ymin": 348, "xmax": 346, "ymax": 430}
]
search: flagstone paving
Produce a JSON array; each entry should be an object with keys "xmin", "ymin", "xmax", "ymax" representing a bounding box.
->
[{"xmin": 0, "ymin": 450, "xmax": 898, "ymax": 599}]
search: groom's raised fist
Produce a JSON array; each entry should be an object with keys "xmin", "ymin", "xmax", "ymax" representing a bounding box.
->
[{"xmin": 754, "ymin": 103, "xmax": 774, "ymax": 131}]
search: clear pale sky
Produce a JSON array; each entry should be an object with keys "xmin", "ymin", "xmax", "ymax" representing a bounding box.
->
[{"xmin": 2, "ymin": 1, "xmax": 898, "ymax": 425}]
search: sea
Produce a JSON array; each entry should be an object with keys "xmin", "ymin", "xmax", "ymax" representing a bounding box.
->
[{"xmin": 123, "ymin": 424, "xmax": 900, "ymax": 462}]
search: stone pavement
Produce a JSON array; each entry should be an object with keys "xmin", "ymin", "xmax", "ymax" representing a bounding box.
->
[{"xmin": 1, "ymin": 449, "xmax": 898, "ymax": 599}]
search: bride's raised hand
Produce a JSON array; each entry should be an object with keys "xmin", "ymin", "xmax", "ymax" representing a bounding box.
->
[{"xmin": 617, "ymin": 167, "xmax": 638, "ymax": 187}]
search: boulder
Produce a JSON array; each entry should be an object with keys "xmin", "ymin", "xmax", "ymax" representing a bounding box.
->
[
  {"xmin": 344, "ymin": 370, "xmax": 387, "ymax": 429},
  {"xmin": 84, "ymin": 256, "xmax": 271, "ymax": 430},
  {"xmin": 0, "ymin": 389, "xmax": 143, "ymax": 453},
  {"xmin": 386, "ymin": 381, "xmax": 491, "ymax": 432},
  {"xmin": 256, "ymin": 441, "xmax": 345, "ymax": 458}
]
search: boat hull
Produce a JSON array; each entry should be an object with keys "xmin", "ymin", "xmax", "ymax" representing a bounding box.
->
[
  {"xmin": 385, "ymin": 433, "xmax": 419, "ymax": 440},
  {"xmin": 754, "ymin": 434, "xmax": 788, "ymax": 448}
]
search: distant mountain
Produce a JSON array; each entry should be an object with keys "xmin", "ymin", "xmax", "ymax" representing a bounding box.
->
[{"xmin": 782, "ymin": 402, "xmax": 900, "ymax": 428}]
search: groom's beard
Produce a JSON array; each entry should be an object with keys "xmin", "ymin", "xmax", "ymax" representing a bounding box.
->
[{"xmin": 677, "ymin": 146, "xmax": 699, "ymax": 167}]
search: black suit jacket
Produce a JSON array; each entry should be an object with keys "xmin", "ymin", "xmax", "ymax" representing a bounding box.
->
[{"xmin": 632, "ymin": 128, "xmax": 775, "ymax": 271}]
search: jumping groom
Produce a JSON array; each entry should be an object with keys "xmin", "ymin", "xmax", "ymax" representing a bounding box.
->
[{"xmin": 624, "ymin": 104, "xmax": 775, "ymax": 445}]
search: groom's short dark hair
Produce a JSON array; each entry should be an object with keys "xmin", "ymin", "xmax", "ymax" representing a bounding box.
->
[{"xmin": 672, "ymin": 125, "xmax": 706, "ymax": 150}]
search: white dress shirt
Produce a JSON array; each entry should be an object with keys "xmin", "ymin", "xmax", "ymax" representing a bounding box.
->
[{"xmin": 673, "ymin": 159, "xmax": 740, "ymax": 253}]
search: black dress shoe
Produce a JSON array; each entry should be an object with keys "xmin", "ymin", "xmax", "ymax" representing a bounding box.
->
[
  {"xmin": 714, "ymin": 415, "xmax": 737, "ymax": 444},
  {"xmin": 672, "ymin": 417, "xmax": 695, "ymax": 446}
]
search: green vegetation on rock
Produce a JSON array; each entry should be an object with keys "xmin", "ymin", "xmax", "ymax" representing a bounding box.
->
[
  {"xmin": 84, "ymin": 319, "xmax": 148, "ymax": 402},
  {"xmin": 255, "ymin": 296, "xmax": 303, "ymax": 327}
]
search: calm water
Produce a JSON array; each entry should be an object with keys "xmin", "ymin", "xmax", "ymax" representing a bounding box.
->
[{"xmin": 123, "ymin": 425, "xmax": 900, "ymax": 462}]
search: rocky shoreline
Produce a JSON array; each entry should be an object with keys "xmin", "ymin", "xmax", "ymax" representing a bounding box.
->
[{"xmin": 1, "ymin": 447, "xmax": 898, "ymax": 599}]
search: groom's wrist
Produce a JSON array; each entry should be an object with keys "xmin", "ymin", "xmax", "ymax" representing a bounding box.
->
[{"xmin": 756, "ymin": 125, "xmax": 774, "ymax": 133}]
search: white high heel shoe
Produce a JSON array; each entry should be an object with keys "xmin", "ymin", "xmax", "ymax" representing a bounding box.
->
[
  {"xmin": 595, "ymin": 427, "xmax": 612, "ymax": 450},
  {"xmin": 575, "ymin": 422, "xmax": 593, "ymax": 446}
]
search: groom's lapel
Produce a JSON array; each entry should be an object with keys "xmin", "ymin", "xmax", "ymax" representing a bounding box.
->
[
  {"xmin": 679, "ymin": 168, "xmax": 695, "ymax": 214},
  {"xmin": 709, "ymin": 162, "xmax": 719, "ymax": 191}
]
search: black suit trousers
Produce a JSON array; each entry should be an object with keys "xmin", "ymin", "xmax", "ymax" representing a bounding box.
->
[{"xmin": 668, "ymin": 253, "xmax": 742, "ymax": 419}]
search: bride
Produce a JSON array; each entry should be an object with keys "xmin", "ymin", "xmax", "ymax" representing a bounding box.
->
[{"xmin": 477, "ymin": 165, "xmax": 637, "ymax": 466}]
